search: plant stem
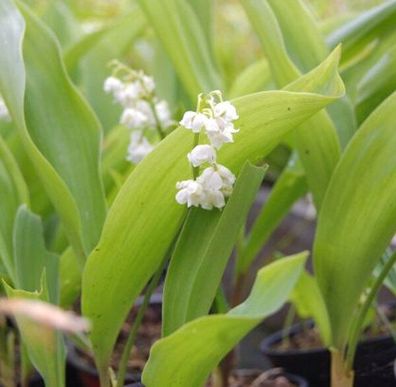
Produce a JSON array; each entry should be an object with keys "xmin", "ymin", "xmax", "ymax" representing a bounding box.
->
[
  {"xmin": 281, "ymin": 305, "xmax": 296, "ymax": 348},
  {"xmin": 345, "ymin": 250, "xmax": 396, "ymax": 371},
  {"xmin": 149, "ymin": 100, "xmax": 165, "ymax": 140},
  {"xmin": 331, "ymin": 350, "xmax": 354, "ymax": 387},
  {"xmin": 192, "ymin": 133, "xmax": 200, "ymax": 179},
  {"xmin": 214, "ymin": 286, "xmax": 230, "ymax": 314},
  {"xmin": 116, "ymin": 256, "xmax": 167, "ymax": 387}
]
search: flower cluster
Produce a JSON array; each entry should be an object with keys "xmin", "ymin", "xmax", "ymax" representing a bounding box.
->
[
  {"xmin": 104, "ymin": 62, "xmax": 173, "ymax": 164},
  {"xmin": 176, "ymin": 91, "xmax": 239, "ymax": 210},
  {"xmin": 0, "ymin": 97, "xmax": 10, "ymax": 122}
]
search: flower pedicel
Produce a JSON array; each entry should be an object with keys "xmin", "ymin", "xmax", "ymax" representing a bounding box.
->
[{"xmin": 176, "ymin": 91, "xmax": 238, "ymax": 210}]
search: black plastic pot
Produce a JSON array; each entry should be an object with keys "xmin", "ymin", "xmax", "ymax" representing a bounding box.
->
[
  {"xmin": 67, "ymin": 294, "xmax": 162, "ymax": 387},
  {"xmin": 231, "ymin": 368, "xmax": 309, "ymax": 387},
  {"xmin": 260, "ymin": 322, "xmax": 396, "ymax": 387},
  {"xmin": 123, "ymin": 370, "xmax": 308, "ymax": 387}
]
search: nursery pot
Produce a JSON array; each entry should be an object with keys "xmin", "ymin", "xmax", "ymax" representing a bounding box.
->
[
  {"xmin": 67, "ymin": 294, "xmax": 162, "ymax": 387},
  {"xmin": 123, "ymin": 370, "xmax": 308, "ymax": 387},
  {"xmin": 231, "ymin": 368, "xmax": 309, "ymax": 387},
  {"xmin": 260, "ymin": 321, "xmax": 396, "ymax": 387}
]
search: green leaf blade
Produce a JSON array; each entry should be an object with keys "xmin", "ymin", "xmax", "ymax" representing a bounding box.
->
[
  {"xmin": 163, "ymin": 162, "xmax": 267, "ymax": 336},
  {"xmin": 143, "ymin": 253, "xmax": 307, "ymax": 387},
  {"xmin": 314, "ymin": 92, "xmax": 396, "ymax": 348}
]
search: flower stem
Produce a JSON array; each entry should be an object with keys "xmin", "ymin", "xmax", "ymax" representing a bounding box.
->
[
  {"xmin": 116, "ymin": 256, "xmax": 167, "ymax": 387},
  {"xmin": 192, "ymin": 133, "xmax": 200, "ymax": 179},
  {"xmin": 345, "ymin": 249, "xmax": 396, "ymax": 371},
  {"xmin": 149, "ymin": 100, "xmax": 165, "ymax": 140}
]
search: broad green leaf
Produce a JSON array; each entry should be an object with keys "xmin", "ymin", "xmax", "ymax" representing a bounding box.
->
[
  {"xmin": 82, "ymin": 50, "xmax": 344, "ymax": 369},
  {"xmin": 237, "ymin": 153, "xmax": 307, "ymax": 274},
  {"xmin": 228, "ymin": 58, "xmax": 272, "ymax": 98},
  {"xmin": 355, "ymin": 44, "xmax": 396, "ymax": 124},
  {"xmin": 187, "ymin": 0, "xmax": 213, "ymax": 46},
  {"xmin": 163, "ymin": 162, "xmax": 267, "ymax": 336},
  {"xmin": 0, "ymin": 136, "xmax": 29, "ymax": 280},
  {"xmin": 290, "ymin": 271, "xmax": 331, "ymax": 345},
  {"xmin": 143, "ymin": 253, "xmax": 307, "ymax": 387},
  {"xmin": 3, "ymin": 282, "xmax": 65, "ymax": 387},
  {"xmin": 327, "ymin": 0, "xmax": 396, "ymax": 62},
  {"xmin": 267, "ymin": 0, "xmax": 327, "ymax": 73},
  {"xmin": 41, "ymin": 0, "xmax": 81, "ymax": 48},
  {"xmin": 77, "ymin": 8, "xmax": 146, "ymax": 131},
  {"xmin": 59, "ymin": 247, "xmax": 81, "ymax": 308},
  {"xmin": 314, "ymin": 92, "xmax": 396, "ymax": 349},
  {"xmin": 13, "ymin": 205, "xmax": 59, "ymax": 304},
  {"xmin": 241, "ymin": 0, "xmax": 341, "ymax": 208},
  {"xmin": 266, "ymin": 0, "xmax": 356, "ymax": 147},
  {"xmin": 0, "ymin": 1, "xmax": 106, "ymax": 259},
  {"xmin": 138, "ymin": 0, "xmax": 222, "ymax": 101}
]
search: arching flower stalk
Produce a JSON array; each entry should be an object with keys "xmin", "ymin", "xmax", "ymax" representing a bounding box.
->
[
  {"xmin": 176, "ymin": 91, "xmax": 239, "ymax": 210},
  {"xmin": 104, "ymin": 61, "xmax": 174, "ymax": 164}
]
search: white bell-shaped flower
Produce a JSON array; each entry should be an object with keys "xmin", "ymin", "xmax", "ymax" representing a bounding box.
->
[
  {"xmin": 216, "ymin": 164, "xmax": 236, "ymax": 196},
  {"xmin": 197, "ymin": 167, "xmax": 224, "ymax": 191},
  {"xmin": 142, "ymin": 75, "xmax": 155, "ymax": 94},
  {"xmin": 0, "ymin": 98, "xmax": 10, "ymax": 121},
  {"xmin": 117, "ymin": 81, "xmax": 143, "ymax": 107},
  {"xmin": 126, "ymin": 132, "xmax": 154, "ymax": 164},
  {"xmin": 200, "ymin": 189, "xmax": 225, "ymax": 210},
  {"xmin": 214, "ymin": 101, "xmax": 239, "ymax": 122},
  {"xmin": 104, "ymin": 76, "xmax": 123, "ymax": 95},
  {"xmin": 205, "ymin": 119, "xmax": 238, "ymax": 149},
  {"xmin": 187, "ymin": 145, "xmax": 216, "ymax": 167},
  {"xmin": 155, "ymin": 100, "xmax": 173, "ymax": 128},
  {"xmin": 179, "ymin": 111, "xmax": 208, "ymax": 133},
  {"xmin": 120, "ymin": 108, "xmax": 148, "ymax": 129},
  {"xmin": 175, "ymin": 179, "xmax": 205, "ymax": 207}
]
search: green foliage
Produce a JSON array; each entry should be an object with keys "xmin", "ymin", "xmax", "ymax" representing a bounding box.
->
[
  {"xmin": 143, "ymin": 253, "xmax": 307, "ymax": 387},
  {"xmin": 138, "ymin": 0, "xmax": 222, "ymax": 100},
  {"xmin": 82, "ymin": 48, "xmax": 344, "ymax": 370},
  {"xmin": 0, "ymin": 0, "xmax": 107, "ymax": 261},
  {"xmin": 163, "ymin": 162, "xmax": 267, "ymax": 336},
  {"xmin": 314, "ymin": 92, "xmax": 396, "ymax": 349}
]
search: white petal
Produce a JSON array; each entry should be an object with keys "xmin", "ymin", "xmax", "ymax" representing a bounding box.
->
[
  {"xmin": 187, "ymin": 145, "xmax": 216, "ymax": 167},
  {"xmin": 214, "ymin": 101, "xmax": 239, "ymax": 121}
]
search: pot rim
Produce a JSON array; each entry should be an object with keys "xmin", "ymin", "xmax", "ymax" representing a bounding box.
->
[{"xmin": 260, "ymin": 320, "xmax": 394, "ymax": 357}]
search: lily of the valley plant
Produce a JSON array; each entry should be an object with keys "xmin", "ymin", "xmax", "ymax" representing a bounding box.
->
[{"xmin": 0, "ymin": 1, "xmax": 395, "ymax": 387}]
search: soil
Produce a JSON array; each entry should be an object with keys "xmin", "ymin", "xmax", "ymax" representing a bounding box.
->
[
  {"xmin": 206, "ymin": 369, "xmax": 299, "ymax": 387},
  {"xmin": 273, "ymin": 303, "xmax": 396, "ymax": 352}
]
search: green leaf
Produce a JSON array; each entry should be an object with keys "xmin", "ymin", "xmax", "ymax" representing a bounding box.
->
[
  {"xmin": 355, "ymin": 44, "xmax": 396, "ymax": 124},
  {"xmin": 82, "ymin": 50, "xmax": 344, "ymax": 369},
  {"xmin": 59, "ymin": 247, "xmax": 81, "ymax": 308},
  {"xmin": 314, "ymin": 92, "xmax": 396, "ymax": 349},
  {"xmin": 138, "ymin": 0, "xmax": 222, "ymax": 100},
  {"xmin": 163, "ymin": 162, "xmax": 267, "ymax": 336},
  {"xmin": 0, "ymin": 136, "xmax": 29, "ymax": 280},
  {"xmin": 237, "ymin": 153, "xmax": 307, "ymax": 274},
  {"xmin": 267, "ymin": 0, "xmax": 327, "ymax": 73},
  {"xmin": 0, "ymin": 0, "xmax": 107, "ymax": 259},
  {"xmin": 290, "ymin": 271, "xmax": 331, "ymax": 346},
  {"xmin": 13, "ymin": 205, "xmax": 59, "ymax": 304},
  {"xmin": 143, "ymin": 252, "xmax": 307, "ymax": 387},
  {"xmin": 228, "ymin": 58, "xmax": 272, "ymax": 98},
  {"xmin": 327, "ymin": 0, "xmax": 396, "ymax": 62},
  {"xmin": 266, "ymin": 0, "xmax": 356, "ymax": 147},
  {"xmin": 3, "ymin": 281, "xmax": 65, "ymax": 387},
  {"xmin": 241, "ymin": 0, "xmax": 341, "ymax": 208}
]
